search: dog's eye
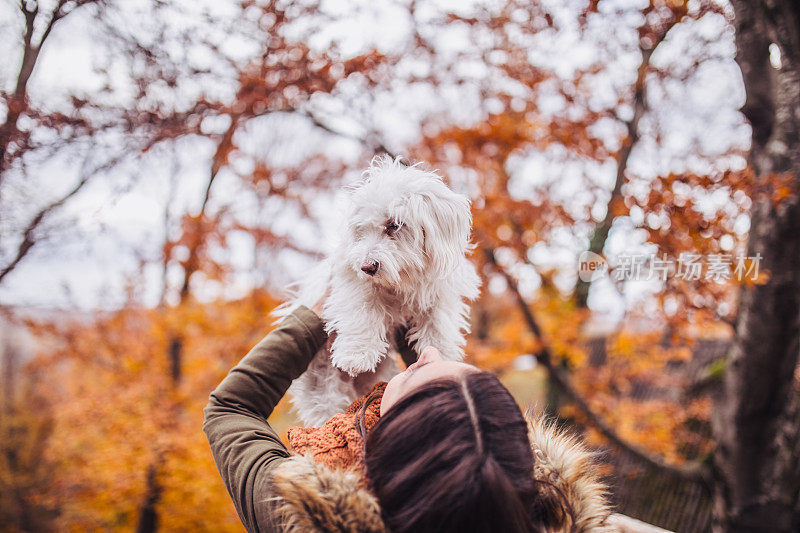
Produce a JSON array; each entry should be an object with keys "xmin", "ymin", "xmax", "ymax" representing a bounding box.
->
[{"xmin": 385, "ymin": 220, "xmax": 401, "ymax": 236}]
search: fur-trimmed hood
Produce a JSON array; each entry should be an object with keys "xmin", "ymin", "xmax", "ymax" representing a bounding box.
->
[{"xmin": 270, "ymin": 412, "xmax": 613, "ymax": 532}]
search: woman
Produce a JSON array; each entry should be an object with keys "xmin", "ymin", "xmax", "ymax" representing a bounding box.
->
[{"xmin": 204, "ymin": 304, "xmax": 612, "ymax": 533}]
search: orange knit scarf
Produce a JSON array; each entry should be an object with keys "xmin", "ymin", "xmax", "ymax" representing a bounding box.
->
[{"xmin": 287, "ymin": 382, "xmax": 386, "ymax": 472}]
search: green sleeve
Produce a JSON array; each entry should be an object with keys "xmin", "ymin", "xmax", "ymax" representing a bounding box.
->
[{"xmin": 203, "ymin": 306, "xmax": 327, "ymax": 533}]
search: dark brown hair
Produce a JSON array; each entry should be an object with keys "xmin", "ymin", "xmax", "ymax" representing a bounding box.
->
[{"xmin": 360, "ymin": 371, "xmax": 552, "ymax": 533}]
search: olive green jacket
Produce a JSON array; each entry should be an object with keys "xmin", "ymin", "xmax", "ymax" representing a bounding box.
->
[{"xmin": 203, "ymin": 306, "xmax": 327, "ymax": 533}]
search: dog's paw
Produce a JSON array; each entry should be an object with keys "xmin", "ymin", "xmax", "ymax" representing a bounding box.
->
[{"xmin": 330, "ymin": 350, "xmax": 383, "ymax": 377}]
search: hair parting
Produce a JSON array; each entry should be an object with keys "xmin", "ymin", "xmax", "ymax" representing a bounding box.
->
[{"xmin": 459, "ymin": 377, "xmax": 485, "ymax": 459}]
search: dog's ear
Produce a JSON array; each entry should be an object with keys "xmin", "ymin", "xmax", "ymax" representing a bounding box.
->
[{"xmin": 413, "ymin": 184, "xmax": 473, "ymax": 277}]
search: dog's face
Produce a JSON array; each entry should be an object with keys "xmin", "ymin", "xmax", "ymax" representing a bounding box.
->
[{"xmin": 340, "ymin": 158, "xmax": 472, "ymax": 288}]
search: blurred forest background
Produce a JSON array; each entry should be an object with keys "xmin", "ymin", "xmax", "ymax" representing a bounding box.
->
[{"xmin": 1, "ymin": 0, "xmax": 799, "ymax": 532}]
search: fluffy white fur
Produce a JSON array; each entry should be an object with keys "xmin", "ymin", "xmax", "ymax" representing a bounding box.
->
[{"xmin": 276, "ymin": 156, "xmax": 481, "ymax": 425}]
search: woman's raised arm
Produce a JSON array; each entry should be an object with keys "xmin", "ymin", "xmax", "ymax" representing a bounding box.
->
[{"xmin": 203, "ymin": 306, "xmax": 326, "ymax": 532}]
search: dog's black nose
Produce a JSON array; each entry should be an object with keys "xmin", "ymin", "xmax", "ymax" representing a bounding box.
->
[{"xmin": 361, "ymin": 261, "xmax": 379, "ymax": 276}]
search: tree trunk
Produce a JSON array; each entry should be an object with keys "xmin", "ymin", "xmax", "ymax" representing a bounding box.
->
[
  {"xmin": 712, "ymin": 1, "xmax": 800, "ymax": 531},
  {"xmin": 135, "ymin": 463, "xmax": 161, "ymax": 533}
]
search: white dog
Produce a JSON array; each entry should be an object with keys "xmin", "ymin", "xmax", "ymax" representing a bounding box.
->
[{"xmin": 277, "ymin": 157, "xmax": 480, "ymax": 425}]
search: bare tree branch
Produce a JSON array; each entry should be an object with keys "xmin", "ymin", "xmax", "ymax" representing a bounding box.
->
[
  {"xmin": 573, "ymin": 2, "xmax": 713, "ymax": 308},
  {"xmin": 0, "ymin": 153, "xmax": 124, "ymax": 285},
  {"xmin": 0, "ymin": 180, "xmax": 86, "ymax": 285},
  {"xmin": 574, "ymin": 42, "xmax": 652, "ymax": 308},
  {"xmin": 1, "ymin": 0, "xmax": 99, "ymax": 183}
]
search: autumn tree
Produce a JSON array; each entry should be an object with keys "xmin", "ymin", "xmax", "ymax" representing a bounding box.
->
[
  {"xmin": 25, "ymin": 291, "xmax": 283, "ymax": 531},
  {"xmin": 573, "ymin": 0, "xmax": 728, "ymax": 308},
  {"xmin": 410, "ymin": 0, "xmax": 734, "ymax": 428}
]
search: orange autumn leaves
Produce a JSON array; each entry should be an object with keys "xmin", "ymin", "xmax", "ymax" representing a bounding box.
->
[{"xmin": 24, "ymin": 292, "xmax": 281, "ymax": 531}]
